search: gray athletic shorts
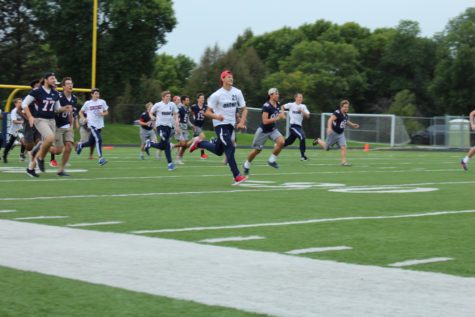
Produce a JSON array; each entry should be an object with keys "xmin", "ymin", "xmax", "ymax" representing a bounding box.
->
[
  {"xmin": 193, "ymin": 126, "xmax": 203, "ymax": 137},
  {"xmin": 325, "ymin": 131, "xmax": 347, "ymax": 150},
  {"xmin": 251, "ymin": 127, "xmax": 283, "ymax": 150},
  {"xmin": 175, "ymin": 130, "xmax": 189, "ymax": 142},
  {"xmin": 79, "ymin": 125, "xmax": 91, "ymax": 143},
  {"xmin": 140, "ymin": 128, "xmax": 157, "ymax": 144}
]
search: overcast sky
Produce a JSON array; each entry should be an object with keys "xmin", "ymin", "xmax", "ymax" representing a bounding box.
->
[{"xmin": 159, "ymin": 0, "xmax": 474, "ymax": 62}]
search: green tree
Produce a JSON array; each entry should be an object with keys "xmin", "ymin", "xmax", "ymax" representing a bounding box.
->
[
  {"xmin": 154, "ymin": 53, "xmax": 195, "ymax": 95},
  {"xmin": 431, "ymin": 7, "xmax": 475, "ymax": 115},
  {"xmin": 0, "ymin": 0, "xmax": 56, "ymax": 90},
  {"xmin": 31, "ymin": 0, "xmax": 176, "ymax": 121}
]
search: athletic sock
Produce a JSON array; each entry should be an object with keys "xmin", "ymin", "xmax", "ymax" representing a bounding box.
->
[
  {"xmin": 244, "ymin": 160, "xmax": 251, "ymax": 169},
  {"xmin": 269, "ymin": 154, "xmax": 277, "ymax": 163},
  {"xmin": 51, "ymin": 153, "xmax": 55, "ymax": 161},
  {"xmin": 463, "ymin": 156, "xmax": 470, "ymax": 164}
]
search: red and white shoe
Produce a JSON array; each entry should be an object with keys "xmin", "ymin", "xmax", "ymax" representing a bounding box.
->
[
  {"xmin": 200, "ymin": 153, "xmax": 208, "ymax": 159},
  {"xmin": 49, "ymin": 159, "xmax": 58, "ymax": 167},
  {"xmin": 232, "ymin": 175, "xmax": 248, "ymax": 186},
  {"xmin": 189, "ymin": 136, "xmax": 202, "ymax": 153}
]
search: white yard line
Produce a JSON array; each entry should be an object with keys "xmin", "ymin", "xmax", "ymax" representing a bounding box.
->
[
  {"xmin": 130, "ymin": 210, "xmax": 475, "ymax": 234},
  {"xmin": 199, "ymin": 235, "xmax": 265, "ymax": 243},
  {"xmin": 67, "ymin": 221, "xmax": 124, "ymax": 227},
  {"xmin": 0, "ymin": 168, "xmax": 469, "ymax": 183},
  {"xmin": 0, "ymin": 220, "xmax": 473, "ymax": 317},
  {"xmin": 286, "ymin": 246, "xmax": 352, "ymax": 254},
  {"xmin": 0, "ymin": 210, "xmax": 16, "ymax": 213},
  {"xmin": 389, "ymin": 257, "xmax": 454, "ymax": 267},
  {"xmin": 1, "ymin": 180, "xmax": 474, "ymax": 201},
  {"xmin": 0, "ymin": 188, "xmax": 300, "ymax": 201},
  {"xmin": 13, "ymin": 216, "xmax": 69, "ymax": 220}
]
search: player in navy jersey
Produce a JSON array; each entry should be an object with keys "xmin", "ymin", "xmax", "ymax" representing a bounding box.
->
[
  {"xmin": 50, "ymin": 77, "xmax": 76, "ymax": 176},
  {"xmin": 22, "ymin": 72, "xmax": 71, "ymax": 177},
  {"xmin": 243, "ymin": 88, "xmax": 286, "ymax": 174},
  {"xmin": 460, "ymin": 109, "xmax": 475, "ymax": 170},
  {"xmin": 76, "ymin": 88, "xmax": 109, "ymax": 166},
  {"xmin": 190, "ymin": 93, "xmax": 208, "ymax": 159},
  {"xmin": 283, "ymin": 93, "xmax": 310, "ymax": 161},
  {"xmin": 189, "ymin": 70, "xmax": 248, "ymax": 185},
  {"xmin": 174, "ymin": 95, "xmax": 193, "ymax": 164},
  {"xmin": 138, "ymin": 102, "xmax": 157, "ymax": 160},
  {"xmin": 313, "ymin": 100, "xmax": 360, "ymax": 166}
]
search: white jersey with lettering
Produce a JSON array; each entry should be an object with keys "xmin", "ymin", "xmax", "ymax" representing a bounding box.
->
[
  {"xmin": 207, "ymin": 86, "xmax": 245, "ymax": 127},
  {"xmin": 283, "ymin": 102, "xmax": 309, "ymax": 126},
  {"xmin": 151, "ymin": 101, "xmax": 178, "ymax": 128},
  {"xmin": 8, "ymin": 108, "xmax": 24, "ymax": 135},
  {"xmin": 81, "ymin": 99, "xmax": 109, "ymax": 129}
]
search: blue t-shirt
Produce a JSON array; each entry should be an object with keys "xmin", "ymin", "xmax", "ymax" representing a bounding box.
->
[
  {"xmin": 55, "ymin": 93, "xmax": 77, "ymax": 128},
  {"xmin": 190, "ymin": 104, "xmax": 207, "ymax": 127}
]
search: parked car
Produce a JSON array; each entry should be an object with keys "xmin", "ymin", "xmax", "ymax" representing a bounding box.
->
[{"xmin": 410, "ymin": 124, "xmax": 446, "ymax": 145}]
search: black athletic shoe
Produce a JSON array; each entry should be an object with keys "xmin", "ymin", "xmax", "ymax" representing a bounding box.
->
[
  {"xmin": 37, "ymin": 158, "xmax": 45, "ymax": 172},
  {"xmin": 26, "ymin": 168, "xmax": 39, "ymax": 178},
  {"xmin": 300, "ymin": 156, "xmax": 308, "ymax": 161},
  {"xmin": 312, "ymin": 138, "xmax": 319, "ymax": 145},
  {"xmin": 267, "ymin": 161, "xmax": 280, "ymax": 169},
  {"xmin": 57, "ymin": 171, "xmax": 71, "ymax": 177},
  {"xmin": 242, "ymin": 164, "xmax": 250, "ymax": 175}
]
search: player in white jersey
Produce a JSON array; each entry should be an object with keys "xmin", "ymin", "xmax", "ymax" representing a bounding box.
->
[
  {"xmin": 144, "ymin": 90, "xmax": 180, "ymax": 171},
  {"xmin": 2, "ymin": 98, "xmax": 26, "ymax": 163},
  {"xmin": 460, "ymin": 109, "xmax": 475, "ymax": 170},
  {"xmin": 283, "ymin": 93, "xmax": 310, "ymax": 161},
  {"xmin": 189, "ymin": 70, "xmax": 248, "ymax": 185},
  {"xmin": 76, "ymin": 88, "xmax": 109, "ymax": 166}
]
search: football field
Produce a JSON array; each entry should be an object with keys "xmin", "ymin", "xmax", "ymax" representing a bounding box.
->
[{"xmin": 0, "ymin": 147, "xmax": 474, "ymax": 316}]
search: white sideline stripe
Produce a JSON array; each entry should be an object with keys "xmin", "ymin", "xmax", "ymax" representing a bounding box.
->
[
  {"xmin": 67, "ymin": 221, "xmax": 124, "ymax": 227},
  {"xmin": 0, "ymin": 188, "xmax": 300, "ymax": 201},
  {"xmin": 389, "ymin": 257, "xmax": 454, "ymax": 267},
  {"xmin": 130, "ymin": 210, "xmax": 475, "ymax": 234},
  {"xmin": 0, "ymin": 210, "xmax": 16, "ymax": 213},
  {"xmin": 199, "ymin": 235, "xmax": 265, "ymax": 243},
  {"xmin": 0, "ymin": 220, "xmax": 474, "ymax": 317},
  {"xmin": 286, "ymin": 246, "xmax": 352, "ymax": 254},
  {"xmin": 13, "ymin": 216, "xmax": 69, "ymax": 220}
]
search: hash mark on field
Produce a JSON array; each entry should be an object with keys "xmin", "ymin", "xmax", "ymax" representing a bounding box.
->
[
  {"xmin": 0, "ymin": 210, "xmax": 16, "ymax": 213},
  {"xmin": 130, "ymin": 210, "xmax": 475, "ymax": 234},
  {"xmin": 286, "ymin": 246, "xmax": 352, "ymax": 254},
  {"xmin": 199, "ymin": 235, "xmax": 265, "ymax": 243},
  {"xmin": 13, "ymin": 216, "xmax": 69, "ymax": 220},
  {"xmin": 389, "ymin": 257, "xmax": 454, "ymax": 267},
  {"xmin": 67, "ymin": 221, "xmax": 124, "ymax": 227}
]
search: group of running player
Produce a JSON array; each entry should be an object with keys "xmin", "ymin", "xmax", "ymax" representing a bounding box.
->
[
  {"xmin": 0, "ymin": 72, "xmax": 109, "ymax": 177},
  {"xmin": 138, "ymin": 70, "xmax": 360, "ymax": 185}
]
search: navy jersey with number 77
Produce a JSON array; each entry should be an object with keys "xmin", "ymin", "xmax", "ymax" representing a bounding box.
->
[{"xmin": 28, "ymin": 87, "xmax": 61, "ymax": 119}]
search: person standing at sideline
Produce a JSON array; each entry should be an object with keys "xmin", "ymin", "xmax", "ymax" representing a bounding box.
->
[
  {"xmin": 460, "ymin": 109, "xmax": 475, "ymax": 170},
  {"xmin": 189, "ymin": 70, "xmax": 248, "ymax": 185},
  {"xmin": 283, "ymin": 93, "xmax": 310, "ymax": 161},
  {"xmin": 242, "ymin": 88, "xmax": 286, "ymax": 175},
  {"xmin": 76, "ymin": 88, "xmax": 109, "ymax": 166},
  {"xmin": 313, "ymin": 99, "xmax": 360, "ymax": 166}
]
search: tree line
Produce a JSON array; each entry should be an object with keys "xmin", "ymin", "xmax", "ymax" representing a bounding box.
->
[{"xmin": 1, "ymin": 2, "xmax": 474, "ymax": 122}]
